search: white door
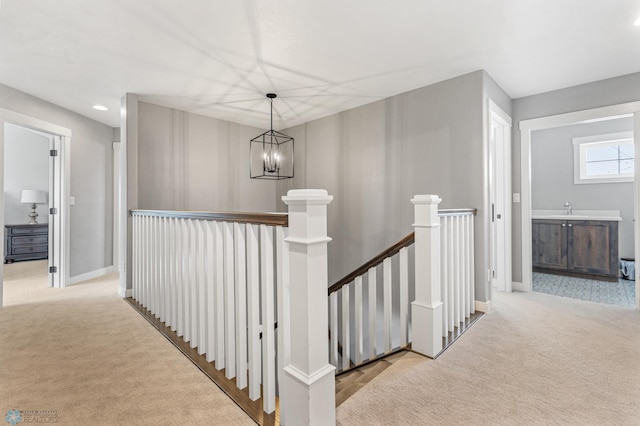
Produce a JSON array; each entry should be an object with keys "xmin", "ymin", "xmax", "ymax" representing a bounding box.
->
[{"xmin": 489, "ymin": 102, "xmax": 512, "ymax": 293}]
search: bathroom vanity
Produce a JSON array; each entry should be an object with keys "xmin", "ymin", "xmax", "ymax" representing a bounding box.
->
[{"xmin": 532, "ymin": 210, "xmax": 620, "ymax": 279}]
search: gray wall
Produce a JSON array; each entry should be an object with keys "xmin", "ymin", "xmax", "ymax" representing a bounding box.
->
[
  {"xmin": 532, "ymin": 118, "xmax": 634, "ymax": 258},
  {"xmin": 4, "ymin": 124, "xmax": 50, "ymax": 225},
  {"xmin": 276, "ymin": 71, "xmax": 496, "ymax": 301},
  {"xmin": 136, "ymin": 101, "xmax": 277, "ymax": 212},
  {"xmin": 512, "ymin": 72, "xmax": 640, "ymax": 282},
  {"xmin": 0, "ymin": 83, "xmax": 114, "ymax": 277}
]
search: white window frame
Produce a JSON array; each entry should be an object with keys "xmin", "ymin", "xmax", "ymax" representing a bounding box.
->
[{"xmin": 573, "ymin": 131, "xmax": 634, "ymax": 184}]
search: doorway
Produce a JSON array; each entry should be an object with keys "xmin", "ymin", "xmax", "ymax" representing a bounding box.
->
[
  {"xmin": 0, "ymin": 108, "xmax": 71, "ymax": 308},
  {"xmin": 519, "ymin": 102, "xmax": 640, "ymax": 310}
]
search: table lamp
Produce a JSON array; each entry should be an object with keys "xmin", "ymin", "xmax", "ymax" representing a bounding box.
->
[{"xmin": 20, "ymin": 189, "xmax": 47, "ymax": 224}]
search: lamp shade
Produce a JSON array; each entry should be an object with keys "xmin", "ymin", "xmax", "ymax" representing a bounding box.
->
[{"xmin": 20, "ymin": 190, "xmax": 47, "ymax": 204}]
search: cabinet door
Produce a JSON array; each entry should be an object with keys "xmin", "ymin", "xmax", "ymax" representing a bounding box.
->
[
  {"xmin": 532, "ymin": 220, "xmax": 567, "ymax": 270},
  {"xmin": 567, "ymin": 220, "xmax": 618, "ymax": 277}
]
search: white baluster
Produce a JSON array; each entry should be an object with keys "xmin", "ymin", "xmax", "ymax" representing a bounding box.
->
[
  {"xmin": 399, "ymin": 247, "xmax": 409, "ymax": 346},
  {"xmin": 246, "ymin": 224, "xmax": 261, "ymax": 401},
  {"xmin": 383, "ymin": 257, "xmax": 392, "ymax": 354},
  {"xmin": 197, "ymin": 220, "xmax": 207, "ymax": 355},
  {"xmin": 132, "ymin": 215, "xmax": 138, "ymax": 300},
  {"xmin": 235, "ymin": 223, "xmax": 248, "ymax": 390},
  {"xmin": 469, "ymin": 215, "xmax": 476, "ymax": 314},
  {"xmin": 205, "ymin": 221, "xmax": 216, "ymax": 363},
  {"xmin": 224, "ymin": 222, "xmax": 236, "ymax": 379},
  {"xmin": 341, "ymin": 285, "xmax": 350, "ymax": 371},
  {"xmin": 189, "ymin": 219, "xmax": 198, "ymax": 349},
  {"xmin": 260, "ymin": 224, "xmax": 276, "ymax": 414},
  {"xmin": 169, "ymin": 218, "xmax": 177, "ymax": 332},
  {"xmin": 354, "ymin": 276, "xmax": 363, "ymax": 366},
  {"xmin": 330, "ymin": 292, "xmax": 338, "ymax": 367},
  {"xmin": 440, "ymin": 216, "xmax": 448, "ymax": 337},
  {"xmin": 447, "ymin": 216, "xmax": 454, "ymax": 333},
  {"xmin": 213, "ymin": 221, "xmax": 225, "ymax": 369},
  {"xmin": 175, "ymin": 218, "xmax": 184, "ymax": 338},
  {"xmin": 367, "ymin": 267, "xmax": 377, "ymax": 359}
]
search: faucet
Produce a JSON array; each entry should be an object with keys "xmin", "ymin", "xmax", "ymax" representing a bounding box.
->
[{"xmin": 564, "ymin": 202, "xmax": 572, "ymax": 215}]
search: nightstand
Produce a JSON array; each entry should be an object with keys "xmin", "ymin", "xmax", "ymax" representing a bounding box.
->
[{"xmin": 4, "ymin": 224, "xmax": 49, "ymax": 263}]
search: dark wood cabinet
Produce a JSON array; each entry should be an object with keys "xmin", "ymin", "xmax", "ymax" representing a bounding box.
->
[
  {"xmin": 533, "ymin": 219, "xmax": 618, "ymax": 278},
  {"xmin": 4, "ymin": 224, "xmax": 48, "ymax": 263},
  {"xmin": 532, "ymin": 220, "xmax": 567, "ymax": 271}
]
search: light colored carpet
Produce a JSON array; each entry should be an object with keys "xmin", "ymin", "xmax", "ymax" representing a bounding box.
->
[
  {"xmin": 0, "ymin": 260, "xmax": 254, "ymax": 426},
  {"xmin": 337, "ymin": 290, "xmax": 640, "ymax": 425}
]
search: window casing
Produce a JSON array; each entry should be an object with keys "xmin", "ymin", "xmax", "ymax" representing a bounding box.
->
[{"xmin": 573, "ymin": 131, "xmax": 634, "ymax": 184}]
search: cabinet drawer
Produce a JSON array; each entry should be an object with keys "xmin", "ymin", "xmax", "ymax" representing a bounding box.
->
[
  {"xmin": 10, "ymin": 226, "xmax": 47, "ymax": 235},
  {"xmin": 12, "ymin": 245, "xmax": 48, "ymax": 255},
  {"xmin": 12, "ymin": 235, "xmax": 48, "ymax": 245}
]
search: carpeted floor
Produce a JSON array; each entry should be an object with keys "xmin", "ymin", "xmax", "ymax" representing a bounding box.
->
[
  {"xmin": 0, "ymin": 261, "xmax": 254, "ymax": 426},
  {"xmin": 337, "ymin": 290, "xmax": 640, "ymax": 425}
]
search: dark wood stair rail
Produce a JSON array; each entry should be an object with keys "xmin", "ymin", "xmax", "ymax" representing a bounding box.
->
[
  {"xmin": 129, "ymin": 209, "xmax": 289, "ymax": 226},
  {"xmin": 328, "ymin": 232, "xmax": 415, "ymax": 295},
  {"xmin": 327, "ymin": 208, "xmax": 476, "ymax": 295}
]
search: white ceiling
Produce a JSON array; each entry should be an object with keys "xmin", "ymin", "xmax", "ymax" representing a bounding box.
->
[{"xmin": 1, "ymin": 0, "xmax": 640, "ymax": 130}]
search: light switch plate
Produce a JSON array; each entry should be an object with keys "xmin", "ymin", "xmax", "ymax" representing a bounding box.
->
[
  {"xmin": 512, "ymin": 193, "xmax": 520, "ymax": 203},
  {"xmin": 69, "ymin": 196, "xmax": 75, "ymax": 206}
]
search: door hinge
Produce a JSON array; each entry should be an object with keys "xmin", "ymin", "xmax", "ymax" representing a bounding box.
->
[
  {"xmin": 50, "ymin": 207, "xmax": 57, "ymax": 215},
  {"xmin": 49, "ymin": 266, "xmax": 57, "ymax": 273},
  {"xmin": 50, "ymin": 149, "xmax": 58, "ymax": 157}
]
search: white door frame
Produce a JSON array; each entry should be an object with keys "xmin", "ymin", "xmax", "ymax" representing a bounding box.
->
[
  {"xmin": 488, "ymin": 100, "xmax": 513, "ymax": 293},
  {"xmin": 519, "ymin": 101, "xmax": 640, "ymax": 310},
  {"xmin": 0, "ymin": 108, "xmax": 71, "ymax": 307}
]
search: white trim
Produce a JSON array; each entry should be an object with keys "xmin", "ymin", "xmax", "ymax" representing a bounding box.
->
[
  {"xmin": 520, "ymin": 102, "xmax": 640, "ymax": 307},
  {"xmin": 488, "ymin": 99, "xmax": 513, "ymax": 294},
  {"xmin": 67, "ymin": 265, "xmax": 117, "ymax": 286},
  {"xmin": 123, "ymin": 288, "xmax": 132, "ymax": 298},
  {"xmin": 572, "ymin": 132, "xmax": 634, "ymax": 184},
  {"xmin": 0, "ymin": 107, "xmax": 72, "ymax": 137},
  {"xmin": 475, "ymin": 300, "xmax": 491, "ymax": 313},
  {"xmin": 511, "ymin": 281, "xmax": 527, "ymax": 292},
  {"xmin": 0, "ymin": 112, "xmax": 71, "ymax": 304}
]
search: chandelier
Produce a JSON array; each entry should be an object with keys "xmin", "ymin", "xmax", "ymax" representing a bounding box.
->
[{"xmin": 250, "ymin": 93, "xmax": 294, "ymax": 180}]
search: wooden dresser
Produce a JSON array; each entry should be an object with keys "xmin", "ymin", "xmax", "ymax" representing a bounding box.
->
[{"xmin": 4, "ymin": 224, "xmax": 48, "ymax": 263}]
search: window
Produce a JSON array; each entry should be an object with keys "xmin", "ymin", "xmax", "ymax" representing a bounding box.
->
[{"xmin": 573, "ymin": 131, "xmax": 634, "ymax": 184}]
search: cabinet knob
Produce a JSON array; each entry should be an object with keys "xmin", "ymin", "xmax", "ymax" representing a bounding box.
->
[
  {"xmin": 568, "ymin": 224, "xmax": 573, "ymax": 227},
  {"xmin": 562, "ymin": 224, "xmax": 566, "ymax": 227}
]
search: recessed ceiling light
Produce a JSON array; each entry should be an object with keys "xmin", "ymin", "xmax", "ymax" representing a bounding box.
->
[
  {"xmin": 634, "ymin": 17, "xmax": 640, "ymax": 26},
  {"xmin": 92, "ymin": 105, "xmax": 108, "ymax": 111}
]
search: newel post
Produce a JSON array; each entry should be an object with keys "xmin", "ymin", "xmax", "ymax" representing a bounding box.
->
[
  {"xmin": 411, "ymin": 194, "xmax": 443, "ymax": 358},
  {"xmin": 281, "ymin": 189, "xmax": 335, "ymax": 425}
]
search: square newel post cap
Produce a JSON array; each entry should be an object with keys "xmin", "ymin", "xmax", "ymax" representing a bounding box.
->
[
  {"xmin": 411, "ymin": 194, "xmax": 442, "ymax": 205},
  {"xmin": 282, "ymin": 189, "xmax": 333, "ymax": 205}
]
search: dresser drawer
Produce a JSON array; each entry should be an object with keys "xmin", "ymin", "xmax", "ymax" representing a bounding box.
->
[
  {"xmin": 10, "ymin": 227, "xmax": 47, "ymax": 236},
  {"xmin": 12, "ymin": 235, "xmax": 48, "ymax": 246},
  {"xmin": 12, "ymin": 245, "xmax": 48, "ymax": 255}
]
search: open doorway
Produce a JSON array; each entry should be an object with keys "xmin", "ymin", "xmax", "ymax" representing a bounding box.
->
[
  {"xmin": 0, "ymin": 108, "xmax": 70, "ymax": 308},
  {"xmin": 519, "ymin": 102, "xmax": 640, "ymax": 310}
]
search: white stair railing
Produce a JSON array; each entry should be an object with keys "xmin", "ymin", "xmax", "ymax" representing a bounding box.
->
[
  {"xmin": 131, "ymin": 210, "xmax": 290, "ymax": 418},
  {"xmin": 328, "ymin": 195, "xmax": 477, "ymax": 369}
]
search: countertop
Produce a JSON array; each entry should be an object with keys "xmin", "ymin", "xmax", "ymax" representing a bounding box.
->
[{"xmin": 531, "ymin": 209, "xmax": 622, "ymax": 222}]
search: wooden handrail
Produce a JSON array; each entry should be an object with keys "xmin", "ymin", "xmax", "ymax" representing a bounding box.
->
[
  {"xmin": 327, "ymin": 207, "xmax": 476, "ymax": 295},
  {"xmin": 328, "ymin": 232, "xmax": 415, "ymax": 295},
  {"xmin": 130, "ymin": 209, "xmax": 288, "ymax": 227},
  {"xmin": 438, "ymin": 208, "xmax": 477, "ymax": 216}
]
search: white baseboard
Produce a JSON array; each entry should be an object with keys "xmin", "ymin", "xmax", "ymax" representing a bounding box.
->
[
  {"xmin": 512, "ymin": 281, "xmax": 527, "ymax": 292},
  {"xmin": 475, "ymin": 300, "xmax": 491, "ymax": 313},
  {"xmin": 119, "ymin": 288, "xmax": 132, "ymax": 298},
  {"xmin": 68, "ymin": 265, "xmax": 117, "ymax": 286}
]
